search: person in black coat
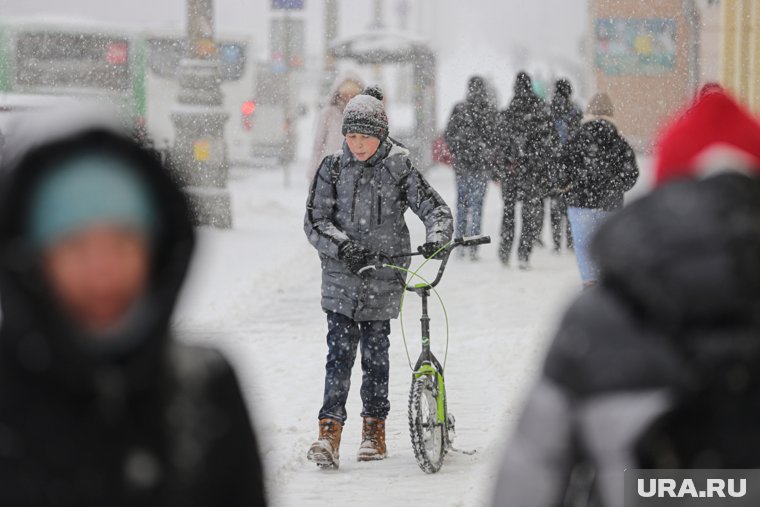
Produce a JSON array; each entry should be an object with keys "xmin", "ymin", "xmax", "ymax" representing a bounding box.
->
[
  {"xmin": 558, "ymin": 92, "xmax": 638, "ymax": 288},
  {"xmin": 496, "ymin": 71, "xmax": 557, "ymax": 270},
  {"xmin": 445, "ymin": 76, "xmax": 496, "ymax": 260},
  {"xmin": 492, "ymin": 91, "xmax": 760, "ymax": 507},
  {"xmin": 0, "ymin": 111, "xmax": 266, "ymax": 507},
  {"xmin": 548, "ymin": 78, "xmax": 582, "ymax": 253}
]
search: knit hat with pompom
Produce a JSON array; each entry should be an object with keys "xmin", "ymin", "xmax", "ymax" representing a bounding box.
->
[{"xmin": 342, "ymin": 86, "xmax": 388, "ymax": 141}]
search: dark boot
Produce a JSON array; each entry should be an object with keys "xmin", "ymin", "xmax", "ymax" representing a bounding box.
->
[
  {"xmin": 357, "ymin": 417, "xmax": 387, "ymax": 461},
  {"xmin": 307, "ymin": 418, "xmax": 343, "ymax": 469}
]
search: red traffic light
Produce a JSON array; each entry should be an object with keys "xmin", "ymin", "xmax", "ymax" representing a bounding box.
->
[
  {"xmin": 106, "ymin": 41, "xmax": 129, "ymax": 65},
  {"xmin": 241, "ymin": 101, "xmax": 256, "ymax": 116}
]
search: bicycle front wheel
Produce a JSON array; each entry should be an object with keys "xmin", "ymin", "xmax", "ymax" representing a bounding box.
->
[{"xmin": 408, "ymin": 374, "xmax": 445, "ymax": 473}]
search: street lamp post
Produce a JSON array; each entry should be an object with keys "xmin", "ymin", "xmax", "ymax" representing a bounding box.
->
[
  {"xmin": 322, "ymin": 0, "xmax": 339, "ymax": 96},
  {"xmin": 372, "ymin": 0, "xmax": 385, "ymax": 29},
  {"xmin": 171, "ymin": 0, "xmax": 232, "ymax": 228}
]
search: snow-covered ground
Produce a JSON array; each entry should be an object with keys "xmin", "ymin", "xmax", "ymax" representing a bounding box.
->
[{"xmin": 173, "ymin": 159, "xmax": 651, "ymax": 507}]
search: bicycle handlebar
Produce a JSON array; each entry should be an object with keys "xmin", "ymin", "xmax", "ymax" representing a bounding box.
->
[
  {"xmin": 456, "ymin": 235, "xmax": 492, "ymax": 248},
  {"xmin": 357, "ymin": 235, "xmax": 492, "ymax": 291}
]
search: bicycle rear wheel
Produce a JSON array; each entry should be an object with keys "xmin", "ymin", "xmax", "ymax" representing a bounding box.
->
[{"xmin": 408, "ymin": 374, "xmax": 446, "ymax": 473}]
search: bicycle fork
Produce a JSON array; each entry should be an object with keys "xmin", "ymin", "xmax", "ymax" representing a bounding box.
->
[{"xmin": 413, "ymin": 288, "xmax": 448, "ymax": 429}]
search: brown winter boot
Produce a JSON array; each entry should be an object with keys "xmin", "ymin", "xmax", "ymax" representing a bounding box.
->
[
  {"xmin": 357, "ymin": 417, "xmax": 387, "ymax": 461},
  {"xmin": 307, "ymin": 418, "xmax": 343, "ymax": 469}
]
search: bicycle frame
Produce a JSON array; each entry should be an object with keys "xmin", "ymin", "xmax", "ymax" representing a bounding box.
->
[
  {"xmin": 371, "ymin": 235, "xmax": 490, "ymax": 472},
  {"xmin": 412, "ymin": 285, "xmax": 447, "ymax": 425},
  {"xmin": 384, "ymin": 236, "xmax": 490, "ymax": 426}
]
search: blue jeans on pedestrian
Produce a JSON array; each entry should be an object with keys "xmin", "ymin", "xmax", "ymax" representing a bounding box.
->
[
  {"xmin": 567, "ymin": 207, "xmax": 612, "ymax": 284},
  {"xmin": 319, "ymin": 311, "xmax": 391, "ymax": 424},
  {"xmin": 455, "ymin": 169, "xmax": 488, "ymax": 238}
]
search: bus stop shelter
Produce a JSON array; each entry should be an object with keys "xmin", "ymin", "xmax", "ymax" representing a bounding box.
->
[{"xmin": 329, "ymin": 31, "xmax": 437, "ymax": 169}]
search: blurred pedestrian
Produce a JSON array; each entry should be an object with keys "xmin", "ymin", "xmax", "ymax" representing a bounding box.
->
[
  {"xmin": 492, "ymin": 90, "xmax": 760, "ymax": 507},
  {"xmin": 310, "ymin": 71, "xmax": 364, "ymax": 179},
  {"xmin": 548, "ymin": 78, "xmax": 582, "ymax": 253},
  {"xmin": 496, "ymin": 72, "xmax": 557, "ymax": 270},
  {"xmin": 558, "ymin": 92, "xmax": 638, "ymax": 288},
  {"xmin": 0, "ymin": 115, "xmax": 266, "ymax": 506},
  {"xmin": 304, "ymin": 86, "xmax": 452, "ymax": 469},
  {"xmin": 445, "ymin": 76, "xmax": 497, "ymax": 260}
]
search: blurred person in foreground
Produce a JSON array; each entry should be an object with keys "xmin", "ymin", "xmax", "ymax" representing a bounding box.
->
[
  {"xmin": 0, "ymin": 114, "xmax": 266, "ymax": 506},
  {"xmin": 496, "ymin": 71, "xmax": 557, "ymax": 270},
  {"xmin": 492, "ymin": 90, "xmax": 760, "ymax": 507},
  {"xmin": 558, "ymin": 92, "xmax": 638, "ymax": 289},
  {"xmin": 547, "ymin": 78, "xmax": 582, "ymax": 253},
  {"xmin": 445, "ymin": 76, "xmax": 497, "ymax": 261},
  {"xmin": 310, "ymin": 71, "xmax": 365, "ymax": 179}
]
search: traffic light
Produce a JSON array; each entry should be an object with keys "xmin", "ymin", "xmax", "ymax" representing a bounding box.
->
[{"xmin": 241, "ymin": 101, "xmax": 256, "ymax": 131}]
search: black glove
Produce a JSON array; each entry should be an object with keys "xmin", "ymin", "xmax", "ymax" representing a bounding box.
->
[
  {"xmin": 418, "ymin": 241, "xmax": 447, "ymax": 260},
  {"xmin": 339, "ymin": 241, "xmax": 373, "ymax": 274}
]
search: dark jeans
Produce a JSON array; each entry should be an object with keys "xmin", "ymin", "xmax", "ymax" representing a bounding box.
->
[
  {"xmin": 550, "ymin": 195, "xmax": 573, "ymax": 250},
  {"xmin": 455, "ymin": 168, "xmax": 488, "ymax": 238},
  {"xmin": 319, "ymin": 311, "xmax": 391, "ymax": 424},
  {"xmin": 499, "ymin": 180, "xmax": 543, "ymax": 263}
]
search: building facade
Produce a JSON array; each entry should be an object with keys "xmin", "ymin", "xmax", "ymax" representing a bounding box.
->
[
  {"xmin": 588, "ymin": 0, "xmax": 700, "ymax": 150},
  {"xmin": 720, "ymin": 0, "xmax": 760, "ymax": 113},
  {"xmin": 697, "ymin": 0, "xmax": 723, "ymax": 85}
]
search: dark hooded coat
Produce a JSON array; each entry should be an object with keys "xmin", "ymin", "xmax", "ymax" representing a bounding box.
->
[
  {"xmin": 492, "ymin": 174, "xmax": 760, "ymax": 507},
  {"xmin": 0, "ymin": 118, "xmax": 266, "ymax": 507},
  {"xmin": 496, "ymin": 73, "xmax": 558, "ymax": 199},
  {"xmin": 549, "ymin": 80, "xmax": 583, "ymax": 147},
  {"xmin": 559, "ymin": 119, "xmax": 639, "ymax": 210},
  {"xmin": 445, "ymin": 76, "xmax": 497, "ymax": 172}
]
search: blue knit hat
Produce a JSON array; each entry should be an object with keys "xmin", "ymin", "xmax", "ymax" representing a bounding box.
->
[{"xmin": 27, "ymin": 154, "xmax": 156, "ymax": 248}]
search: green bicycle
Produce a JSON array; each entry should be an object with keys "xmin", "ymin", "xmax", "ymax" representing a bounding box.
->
[{"xmin": 360, "ymin": 235, "xmax": 491, "ymax": 473}]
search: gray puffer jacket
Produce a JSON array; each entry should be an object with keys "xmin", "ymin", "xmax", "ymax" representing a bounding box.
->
[{"xmin": 305, "ymin": 140, "xmax": 453, "ymax": 321}]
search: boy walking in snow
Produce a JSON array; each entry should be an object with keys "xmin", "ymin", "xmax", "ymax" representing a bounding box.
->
[{"xmin": 304, "ymin": 87, "xmax": 453, "ymax": 469}]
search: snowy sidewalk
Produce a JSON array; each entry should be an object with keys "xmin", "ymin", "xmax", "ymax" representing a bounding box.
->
[{"xmin": 174, "ymin": 164, "xmax": 585, "ymax": 507}]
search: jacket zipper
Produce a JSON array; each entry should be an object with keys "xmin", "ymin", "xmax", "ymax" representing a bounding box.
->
[
  {"xmin": 370, "ymin": 169, "xmax": 377, "ymax": 227},
  {"xmin": 375, "ymin": 164, "xmax": 385, "ymax": 226},
  {"xmin": 350, "ymin": 169, "xmax": 362, "ymax": 223}
]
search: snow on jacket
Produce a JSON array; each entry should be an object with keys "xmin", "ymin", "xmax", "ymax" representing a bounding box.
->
[
  {"xmin": 0, "ymin": 117, "xmax": 266, "ymax": 507},
  {"xmin": 559, "ymin": 118, "xmax": 639, "ymax": 211},
  {"xmin": 305, "ymin": 140, "xmax": 453, "ymax": 321},
  {"xmin": 492, "ymin": 174, "xmax": 760, "ymax": 507},
  {"xmin": 309, "ymin": 71, "xmax": 365, "ymax": 178},
  {"xmin": 496, "ymin": 84, "xmax": 558, "ymax": 199},
  {"xmin": 444, "ymin": 77, "xmax": 497, "ymax": 171}
]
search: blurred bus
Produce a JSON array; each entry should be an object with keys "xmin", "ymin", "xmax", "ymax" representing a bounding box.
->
[
  {"xmin": 0, "ymin": 19, "xmax": 296, "ymax": 168},
  {"xmin": 0, "ymin": 18, "xmax": 144, "ymax": 125}
]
